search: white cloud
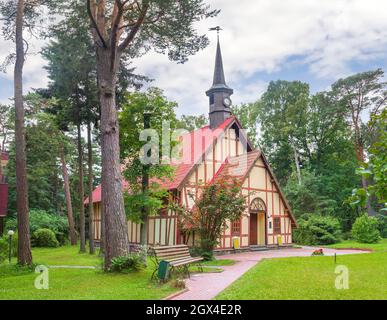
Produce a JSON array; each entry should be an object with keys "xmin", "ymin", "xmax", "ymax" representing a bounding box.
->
[
  {"xmin": 1, "ymin": 0, "xmax": 387, "ymax": 115},
  {"xmin": 134, "ymin": 0, "xmax": 387, "ymax": 115}
]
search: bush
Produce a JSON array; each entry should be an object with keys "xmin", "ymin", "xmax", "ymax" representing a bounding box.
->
[
  {"xmin": 31, "ymin": 228, "xmax": 59, "ymax": 248},
  {"xmin": 376, "ymin": 214, "xmax": 387, "ymax": 238},
  {"xmin": 351, "ymin": 215, "xmax": 381, "ymax": 243},
  {"xmin": 5, "ymin": 210, "xmax": 68, "ymax": 245},
  {"xmin": 189, "ymin": 246, "xmax": 214, "ymax": 261},
  {"xmin": 293, "ymin": 215, "xmax": 342, "ymax": 245},
  {"xmin": 0, "ymin": 233, "xmax": 18, "ymax": 263},
  {"xmin": 109, "ymin": 254, "xmax": 145, "ymax": 273}
]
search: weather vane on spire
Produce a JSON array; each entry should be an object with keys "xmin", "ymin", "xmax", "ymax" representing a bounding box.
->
[{"xmin": 209, "ymin": 26, "xmax": 223, "ymax": 40}]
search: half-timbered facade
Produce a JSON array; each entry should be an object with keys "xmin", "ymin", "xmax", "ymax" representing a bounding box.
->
[{"xmin": 85, "ymin": 39, "xmax": 297, "ymax": 251}]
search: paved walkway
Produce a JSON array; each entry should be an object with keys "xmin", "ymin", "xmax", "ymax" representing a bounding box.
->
[{"xmin": 171, "ymin": 247, "xmax": 368, "ymax": 300}]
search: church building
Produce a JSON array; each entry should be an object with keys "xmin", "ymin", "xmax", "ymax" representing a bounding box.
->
[{"xmin": 86, "ymin": 38, "xmax": 297, "ymax": 251}]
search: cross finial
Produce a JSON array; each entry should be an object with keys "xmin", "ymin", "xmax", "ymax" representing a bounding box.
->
[{"xmin": 209, "ymin": 26, "xmax": 223, "ymax": 40}]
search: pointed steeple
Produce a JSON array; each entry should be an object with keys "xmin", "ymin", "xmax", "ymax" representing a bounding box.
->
[
  {"xmin": 213, "ymin": 39, "xmax": 226, "ymax": 86},
  {"xmin": 206, "ymin": 35, "xmax": 233, "ymax": 129}
]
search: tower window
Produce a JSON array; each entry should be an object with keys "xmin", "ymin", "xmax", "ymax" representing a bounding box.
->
[{"xmin": 209, "ymin": 94, "xmax": 214, "ymax": 105}]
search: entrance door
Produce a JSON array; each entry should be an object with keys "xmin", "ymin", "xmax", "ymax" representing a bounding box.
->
[
  {"xmin": 257, "ymin": 213, "xmax": 265, "ymax": 246},
  {"xmin": 249, "ymin": 198, "xmax": 267, "ymax": 246},
  {"xmin": 249, "ymin": 213, "xmax": 257, "ymax": 245}
]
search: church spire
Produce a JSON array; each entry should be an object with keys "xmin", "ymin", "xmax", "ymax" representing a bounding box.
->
[
  {"xmin": 206, "ymin": 27, "xmax": 233, "ymax": 129},
  {"xmin": 213, "ymin": 38, "xmax": 226, "ymax": 86}
]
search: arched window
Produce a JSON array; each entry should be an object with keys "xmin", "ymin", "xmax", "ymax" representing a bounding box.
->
[{"xmin": 250, "ymin": 198, "xmax": 266, "ymax": 213}]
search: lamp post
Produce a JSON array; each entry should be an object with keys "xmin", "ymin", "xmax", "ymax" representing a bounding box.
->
[{"xmin": 7, "ymin": 230, "xmax": 14, "ymax": 263}]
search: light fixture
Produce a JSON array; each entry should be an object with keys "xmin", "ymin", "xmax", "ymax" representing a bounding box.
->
[{"xmin": 7, "ymin": 230, "xmax": 14, "ymax": 263}]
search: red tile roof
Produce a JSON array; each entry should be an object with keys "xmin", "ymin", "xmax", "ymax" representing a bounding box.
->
[{"xmin": 85, "ymin": 116, "xmax": 236, "ymax": 205}]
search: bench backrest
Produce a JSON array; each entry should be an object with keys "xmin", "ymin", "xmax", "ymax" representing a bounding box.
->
[{"xmin": 152, "ymin": 245, "xmax": 191, "ymax": 262}]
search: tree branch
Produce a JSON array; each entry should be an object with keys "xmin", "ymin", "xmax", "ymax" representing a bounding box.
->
[
  {"xmin": 118, "ymin": 2, "xmax": 149, "ymax": 52},
  {"xmin": 86, "ymin": 0, "xmax": 107, "ymax": 48}
]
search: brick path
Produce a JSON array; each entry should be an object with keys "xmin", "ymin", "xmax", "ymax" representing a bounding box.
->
[{"xmin": 171, "ymin": 247, "xmax": 368, "ymax": 300}]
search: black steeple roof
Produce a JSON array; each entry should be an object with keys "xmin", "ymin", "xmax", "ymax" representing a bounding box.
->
[{"xmin": 206, "ymin": 36, "xmax": 233, "ymax": 129}]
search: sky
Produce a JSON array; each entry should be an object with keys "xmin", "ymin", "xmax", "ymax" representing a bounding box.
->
[{"xmin": 1, "ymin": 0, "xmax": 387, "ymax": 117}]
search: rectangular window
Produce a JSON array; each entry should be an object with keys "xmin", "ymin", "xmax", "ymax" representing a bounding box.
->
[
  {"xmin": 209, "ymin": 94, "xmax": 214, "ymax": 105},
  {"xmin": 273, "ymin": 217, "xmax": 281, "ymax": 234},
  {"xmin": 232, "ymin": 220, "xmax": 241, "ymax": 235}
]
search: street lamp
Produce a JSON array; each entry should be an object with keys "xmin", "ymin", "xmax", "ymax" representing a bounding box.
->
[{"xmin": 7, "ymin": 230, "xmax": 14, "ymax": 263}]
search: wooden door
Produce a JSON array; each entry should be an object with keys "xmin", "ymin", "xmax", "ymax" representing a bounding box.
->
[
  {"xmin": 257, "ymin": 213, "xmax": 265, "ymax": 246},
  {"xmin": 249, "ymin": 213, "xmax": 257, "ymax": 245}
]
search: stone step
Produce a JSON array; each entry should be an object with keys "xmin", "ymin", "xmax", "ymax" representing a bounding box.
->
[{"xmin": 249, "ymin": 246, "xmax": 269, "ymax": 252}]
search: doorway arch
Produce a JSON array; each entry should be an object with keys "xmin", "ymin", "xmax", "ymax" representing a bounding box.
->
[{"xmin": 249, "ymin": 198, "xmax": 267, "ymax": 246}]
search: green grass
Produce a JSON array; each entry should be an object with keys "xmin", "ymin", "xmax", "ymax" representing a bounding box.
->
[
  {"xmin": 0, "ymin": 246, "xmax": 179, "ymax": 300},
  {"xmin": 216, "ymin": 252, "xmax": 387, "ymax": 300},
  {"xmin": 32, "ymin": 245, "xmax": 102, "ymax": 266},
  {"xmin": 325, "ymin": 238, "xmax": 387, "ymax": 252}
]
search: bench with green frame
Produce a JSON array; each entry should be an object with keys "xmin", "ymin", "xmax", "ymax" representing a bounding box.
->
[{"xmin": 150, "ymin": 244, "xmax": 203, "ymax": 280}]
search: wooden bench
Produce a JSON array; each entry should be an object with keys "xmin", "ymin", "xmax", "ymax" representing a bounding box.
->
[{"xmin": 150, "ymin": 244, "xmax": 203, "ymax": 280}]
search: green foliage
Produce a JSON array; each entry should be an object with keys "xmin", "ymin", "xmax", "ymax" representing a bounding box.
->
[
  {"xmin": 31, "ymin": 229, "xmax": 60, "ymax": 248},
  {"xmin": 258, "ymin": 80, "xmax": 310, "ymax": 185},
  {"xmin": 232, "ymin": 102, "xmax": 260, "ymax": 148},
  {"xmin": 284, "ymin": 170, "xmax": 336, "ymax": 219},
  {"xmin": 349, "ymin": 109, "xmax": 387, "ymax": 212},
  {"xmin": 119, "ymin": 87, "xmax": 179, "ymax": 159},
  {"xmin": 5, "ymin": 97, "xmax": 79, "ymax": 216},
  {"xmin": 5, "ymin": 210, "xmax": 68, "ymax": 245},
  {"xmin": 120, "ymin": 88, "xmax": 179, "ymax": 223},
  {"xmin": 124, "ymin": 185, "xmax": 170, "ymax": 223},
  {"xmin": 351, "ymin": 215, "xmax": 381, "ymax": 244},
  {"xmin": 109, "ymin": 254, "xmax": 145, "ymax": 273},
  {"xmin": 189, "ymin": 246, "xmax": 213, "ymax": 261},
  {"xmin": 177, "ymin": 114, "xmax": 208, "ymax": 131},
  {"xmin": 0, "ymin": 233, "xmax": 18, "ymax": 263},
  {"xmin": 375, "ymin": 214, "xmax": 387, "ymax": 238},
  {"xmin": 293, "ymin": 215, "xmax": 342, "ymax": 245}
]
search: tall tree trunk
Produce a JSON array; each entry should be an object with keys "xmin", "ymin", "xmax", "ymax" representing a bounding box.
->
[
  {"xmin": 14, "ymin": 0, "xmax": 32, "ymax": 266},
  {"xmin": 99, "ymin": 205, "xmax": 105, "ymax": 256},
  {"xmin": 60, "ymin": 144, "xmax": 77, "ymax": 245},
  {"xmin": 77, "ymin": 123, "xmax": 86, "ymax": 252},
  {"xmin": 97, "ymin": 48, "xmax": 128, "ymax": 269},
  {"xmin": 140, "ymin": 113, "xmax": 150, "ymax": 265},
  {"xmin": 87, "ymin": 122, "xmax": 95, "ymax": 254},
  {"xmin": 354, "ymin": 129, "xmax": 374, "ymax": 216},
  {"xmin": 292, "ymin": 143, "xmax": 302, "ymax": 185}
]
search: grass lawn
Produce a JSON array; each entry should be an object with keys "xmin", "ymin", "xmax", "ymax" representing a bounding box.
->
[
  {"xmin": 216, "ymin": 250, "xmax": 387, "ymax": 300},
  {"xmin": 325, "ymin": 238, "xmax": 387, "ymax": 252},
  {"xmin": 0, "ymin": 246, "xmax": 179, "ymax": 300},
  {"xmin": 31, "ymin": 245, "xmax": 102, "ymax": 266}
]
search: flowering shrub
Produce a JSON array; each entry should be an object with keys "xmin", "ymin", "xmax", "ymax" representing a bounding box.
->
[
  {"xmin": 311, "ymin": 249, "xmax": 324, "ymax": 256},
  {"xmin": 175, "ymin": 176, "xmax": 248, "ymax": 259}
]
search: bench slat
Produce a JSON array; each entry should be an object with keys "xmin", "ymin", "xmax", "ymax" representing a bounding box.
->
[
  {"xmin": 163, "ymin": 254, "xmax": 192, "ymax": 262},
  {"xmin": 155, "ymin": 250, "xmax": 190, "ymax": 257},
  {"xmin": 157, "ymin": 253, "xmax": 191, "ymax": 260},
  {"xmin": 171, "ymin": 258, "xmax": 203, "ymax": 267}
]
